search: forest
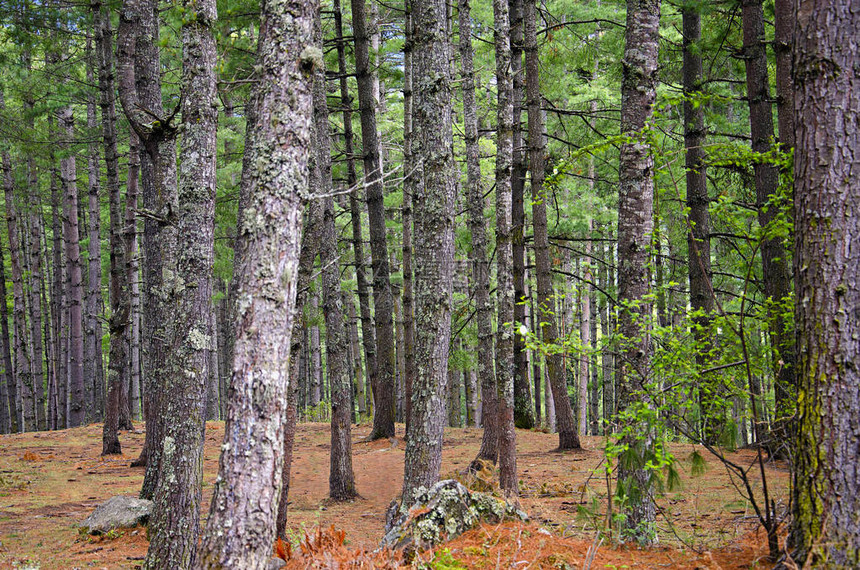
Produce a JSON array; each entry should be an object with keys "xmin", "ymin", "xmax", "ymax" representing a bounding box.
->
[{"xmin": 0, "ymin": 0, "xmax": 856, "ymax": 567}]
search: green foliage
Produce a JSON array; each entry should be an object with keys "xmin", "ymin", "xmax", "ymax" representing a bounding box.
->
[{"xmin": 419, "ymin": 548, "xmax": 467, "ymax": 570}]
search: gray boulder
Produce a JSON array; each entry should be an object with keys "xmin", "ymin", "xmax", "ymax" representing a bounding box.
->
[
  {"xmin": 79, "ymin": 495, "xmax": 152, "ymax": 535},
  {"xmin": 380, "ymin": 479, "xmax": 528, "ymax": 552}
]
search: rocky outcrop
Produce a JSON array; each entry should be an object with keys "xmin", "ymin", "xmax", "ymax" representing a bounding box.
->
[
  {"xmin": 79, "ymin": 495, "xmax": 152, "ymax": 535},
  {"xmin": 381, "ymin": 479, "xmax": 527, "ymax": 552}
]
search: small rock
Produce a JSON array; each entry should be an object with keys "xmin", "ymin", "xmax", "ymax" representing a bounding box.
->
[
  {"xmin": 380, "ymin": 479, "xmax": 528, "ymax": 553},
  {"xmin": 79, "ymin": 495, "xmax": 152, "ymax": 535},
  {"xmin": 267, "ymin": 558, "xmax": 286, "ymax": 570}
]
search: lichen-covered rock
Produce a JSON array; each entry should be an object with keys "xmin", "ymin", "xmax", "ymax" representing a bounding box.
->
[
  {"xmin": 79, "ymin": 495, "xmax": 152, "ymax": 535},
  {"xmin": 380, "ymin": 479, "xmax": 528, "ymax": 552}
]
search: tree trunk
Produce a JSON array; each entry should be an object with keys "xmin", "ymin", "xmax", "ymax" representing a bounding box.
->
[
  {"xmin": 309, "ymin": 15, "xmax": 357, "ymax": 500},
  {"xmin": 401, "ymin": 0, "xmax": 416, "ymax": 431},
  {"xmin": 333, "ymin": 0, "xmax": 376, "ymax": 423},
  {"xmin": 492, "ymin": 0, "xmax": 518, "ymax": 496},
  {"xmin": 195, "ymin": 0, "xmax": 313, "ymax": 563},
  {"xmin": 510, "ymin": 0, "xmax": 533, "ymax": 431},
  {"xmin": 741, "ymin": 0, "xmax": 795, "ymax": 453},
  {"xmin": 118, "ymin": 0, "xmax": 181, "ymax": 498},
  {"xmin": 616, "ymin": 0, "xmax": 660, "ymax": 544},
  {"xmin": 401, "ymin": 0, "xmax": 457, "ymax": 501},
  {"xmin": 85, "ymin": 46, "xmax": 106, "ymax": 424},
  {"xmin": 525, "ymin": 0, "xmax": 579, "ymax": 451},
  {"xmin": 57, "ymin": 107, "xmax": 86, "ymax": 429},
  {"xmin": 789, "ymin": 3, "xmax": 860, "ymax": 566},
  {"xmin": 350, "ymin": 0, "xmax": 397, "ymax": 441},
  {"xmin": 580, "ymin": 235, "xmax": 592, "ymax": 436},
  {"xmin": 126, "ymin": 146, "xmax": 142, "ymax": 422},
  {"xmin": 459, "ymin": 0, "xmax": 498, "ymax": 467},
  {"xmin": 682, "ymin": 3, "xmax": 718, "ymax": 444},
  {"xmin": 0, "ymin": 229, "xmax": 15, "ymax": 433},
  {"xmin": 49, "ymin": 144, "xmax": 68, "ymax": 431},
  {"xmin": 144, "ymin": 0, "xmax": 217, "ymax": 564},
  {"xmin": 0, "ymin": 137, "xmax": 20, "ymax": 433},
  {"xmin": 95, "ymin": 0, "xmax": 126, "ymax": 455},
  {"xmin": 346, "ymin": 293, "xmax": 366, "ymax": 419},
  {"xmin": 600, "ymin": 238, "xmax": 614, "ymax": 431},
  {"xmin": 2, "ymin": 132, "xmax": 34, "ymax": 432}
]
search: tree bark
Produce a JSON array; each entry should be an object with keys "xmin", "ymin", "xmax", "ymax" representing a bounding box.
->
[
  {"xmin": 741, "ymin": 0, "xmax": 795, "ymax": 453},
  {"xmin": 459, "ymin": 0, "xmax": 498, "ymax": 467},
  {"xmin": 492, "ymin": 0, "xmax": 518, "ymax": 495},
  {"xmin": 309, "ymin": 13, "xmax": 357, "ymax": 500},
  {"xmin": 525, "ymin": 0, "xmax": 580, "ymax": 450},
  {"xmin": 95, "ymin": 0, "xmax": 126, "ymax": 455},
  {"xmin": 616, "ymin": 0, "xmax": 660, "ymax": 544},
  {"xmin": 0, "ymin": 229, "xmax": 15, "ymax": 433},
  {"xmin": 0, "ymin": 123, "xmax": 21, "ymax": 433},
  {"xmin": 194, "ymin": 0, "xmax": 313, "ymax": 563},
  {"xmin": 333, "ymin": 0, "xmax": 376, "ymax": 422},
  {"xmin": 401, "ymin": 0, "xmax": 457, "ymax": 501},
  {"xmin": 144, "ymin": 0, "xmax": 218, "ymax": 564},
  {"xmin": 117, "ymin": 0, "xmax": 181, "ymax": 498},
  {"xmin": 789, "ymin": 2, "xmax": 860, "ymax": 565},
  {"xmin": 85, "ymin": 44, "xmax": 106, "ymax": 424},
  {"xmin": 350, "ymin": 0, "xmax": 397, "ymax": 441},
  {"xmin": 682, "ymin": 2, "xmax": 719, "ymax": 444},
  {"xmin": 56, "ymin": 107, "xmax": 86, "ymax": 429},
  {"xmin": 401, "ymin": 0, "xmax": 416, "ymax": 431},
  {"xmin": 510, "ymin": 0, "xmax": 533, "ymax": 431}
]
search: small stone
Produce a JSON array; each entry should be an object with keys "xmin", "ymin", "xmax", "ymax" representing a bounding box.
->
[{"xmin": 79, "ymin": 496, "xmax": 152, "ymax": 535}]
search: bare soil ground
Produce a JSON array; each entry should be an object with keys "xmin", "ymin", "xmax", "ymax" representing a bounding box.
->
[{"xmin": 0, "ymin": 421, "xmax": 788, "ymax": 569}]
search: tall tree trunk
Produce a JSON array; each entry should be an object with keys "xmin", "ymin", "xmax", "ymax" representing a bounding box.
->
[
  {"xmin": 0, "ymin": 230, "xmax": 15, "ymax": 433},
  {"xmin": 510, "ymin": 0, "xmax": 533, "ymax": 431},
  {"xmin": 460, "ymin": 0, "xmax": 498, "ymax": 467},
  {"xmin": 741, "ymin": 0, "xmax": 795, "ymax": 453},
  {"xmin": 118, "ymin": 0, "xmax": 181, "ymax": 499},
  {"xmin": 309, "ymin": 291, "xmax": 322, "ymax": 408},
  {"xmin": 95, "ymin": 0, "xmax": 126, "ymax": 455},
  {"xmin": 580, "ymin": 235, "xmax": 593, "ymax": 436},
  {"xmin": 58, "ymin": 107, "xmax": 86, "ymax": 429},
  {"xmin": 195, "ymin": 0, "xmax": 313, "ymax": 563},
  {"xmin": 0, "ymin": 133, "xmax": 21, "ymax": 433},
  {"xmin": 350, "ymin": 0, "xmax": 397, "ymax": 441},
  {"xmin": 346, "ymin": 293, "xmax": 366, "ymax": 419},
  {"xmin": 49, "ymin": 143, "xmax": 68, "ymax": 430},
  {"xmin": 143, "ymin": 0, "xmax": 217, "ymax": 564},
  {"xmin": 26, "ymin": 172, "xmax": 47, "ymax": 431},
  {"xmin": 102, "ymin": 121, "xmax": 129, "ymax": 455},
  {"xmin": 276, "ymin": 195, "xmax": 322, "ymax": 535},
  {"xmin": 616, "ymin": 0, "xmax": 660, "ymax": 544},
  {"xmin": 2, "ymin": 134, "xmax": 34, "ymax": 432},
  {"xmin": 682, "ymin": 2, "xmax": 718, "ymax": 444},
  {"xmin": 401, "ymin": 0, "xmax": 416, "ymax": 431},
  {"xmin": 85, "ymin": 46, "xmax": 106, "ymax": 424},
  {"xmin": 601, "ymin": 237, "xmax": 614, "ymax": 431},
  {"xmin": 773, "ymin": 0, "xmax": 794, "ymax": 152},
  {"xmin": 333, "ymin": 0, "xmax": 376, "ymax": 422},
  {"xmin": 128, "ymin": 144, "xmax": 142, "ymax": 421},
  {"xmin": 308, "ymin": 14, "xmax": 357, "ymax": 500},
  {"xmin": 492, "ymin": 0, "xmax": 518, "ymax": 496},
  {"xmin": 401, "ymin": 0, "xmax": 457, "ymax": 501},
  {"xmin": 790, "ymin": 4, "xmax": 860, "ymax": 565},
  {"xmin": 525, "ymin": 0, "xmax": 579, "ymax": 450}
]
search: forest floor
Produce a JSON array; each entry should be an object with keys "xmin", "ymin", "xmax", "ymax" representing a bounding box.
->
[{"xmin": 0, "ymin": 421, "xmax": 788, "ymax": 569}]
